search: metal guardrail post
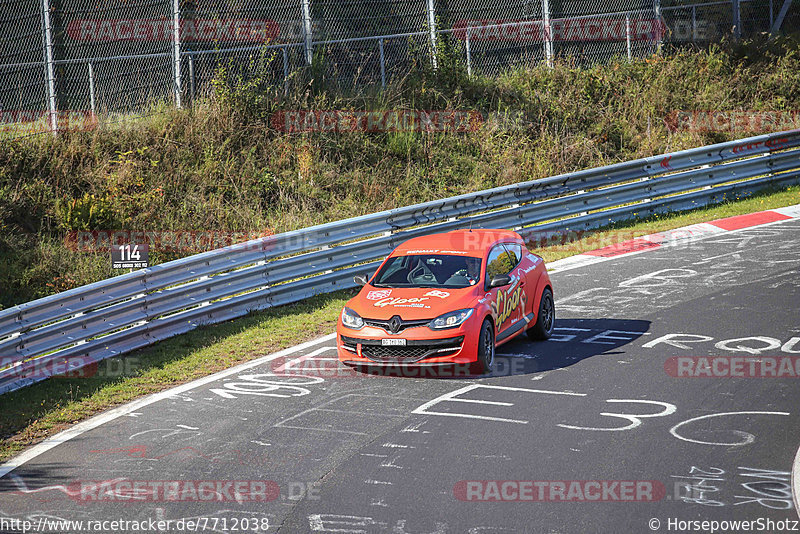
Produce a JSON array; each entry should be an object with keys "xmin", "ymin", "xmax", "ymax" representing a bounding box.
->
[
  {"xmin": 379, "ymin": 38, "xmax": 386, "ymax": 88},
  {"xmin": 542, "ymin": 0, "xmax": 554, "ymax": 68},
  {"xmin": 172, "ymin": 0, "xmax": 181, "ymax": 108},
  {"xmin": 426, "ymin": 0, "xmax": 438, "ymax": 69},
  {"xmin": 301, "ymin": 0, "xmax": 313, "ymax": 66},
  {"xmin": 88, "ymin": 61, "xmax": 96, "ymax": 115},
  {"xmin": 732, "ymin": 0, "xmax": 741, "ymax": 39},
  {"xmin": 41, "ymin": 0, "xmax": 57, "ymax": 134}
]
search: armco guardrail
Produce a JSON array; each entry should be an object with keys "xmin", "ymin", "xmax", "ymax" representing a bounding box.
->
[{"xmin": 1, "ymin": 129, "xmax": 799, "ymax": 394}]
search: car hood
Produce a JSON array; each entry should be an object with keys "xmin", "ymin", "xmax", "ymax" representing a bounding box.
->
[{"xmin": 348, "ymin": 286, "xmax": 482, "ymax": 320}]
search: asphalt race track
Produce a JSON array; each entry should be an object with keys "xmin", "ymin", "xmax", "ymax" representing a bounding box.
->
[{"xmin": 1, "ymin": 217, "xmax": 799, "ymax": 534}]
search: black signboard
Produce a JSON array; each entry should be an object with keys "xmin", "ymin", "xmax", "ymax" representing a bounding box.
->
[{"xmin": 111, "ymin": 243, "xmax": 149, "ymax": 269}]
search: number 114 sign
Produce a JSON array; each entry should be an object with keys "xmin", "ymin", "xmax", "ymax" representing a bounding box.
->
[{"xmin": 111, "ymin": 244, "xmax": 149, "ymax": 269}]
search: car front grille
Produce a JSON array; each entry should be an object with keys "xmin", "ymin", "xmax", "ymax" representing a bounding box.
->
[
  {"xmin": 363, "ymin": 318, "xmax": 431, "ymax": 333},
  {"xmin": 341, "ymin": 335, "xmax": 464, "ymax": 364}
]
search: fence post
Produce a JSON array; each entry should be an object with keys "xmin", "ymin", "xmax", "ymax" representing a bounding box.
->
[
  {"xmin": 426, "ymin": 0, "xmax": 438, "ymax": 69},
  {"xmin": 87, "ymin": 61, "xmax": 96, "ymax": 115},
  {"xmin": 770, "ymin": 0, "xmax": 791, "ymax": 35},
  {"xmin": 282, "ymin": 46, "xmax": 289, "ymax": 96},
  {"xmin": 301, "ymin": 0, "xmax": 313, "ymax": 65},
  {"xmin": 626, "ymin": 14, "xmax": 632, "ymax": 60},
  {"xmin": 692, "ymin": 6, "xmax": 697, "ymax": 41},
  {"xmin": 732, "ymin": 0, "xmax": 741, "ymax": 39},
  {"xmin": 41, "ymin": 0, "xmax": 57, "ymax": 134},
  {"xmin": 653, "ymin": 0, "xmax": 662, "ymax": 53},
  {"xmin": 465, "ymin": 26, "xmax": 472, "ymax": 76},
  {"xmin": 542, "ymin": 0, "xmax": 553, "ymax": 68},
  {"xmin": 379, "ymin": 38, "xmax": 386, "ymax": 88},
  {"xmin": 188, "ymin": 53, "xmax": 195, "ymax": 102},
  {"xmin": 172, "ymin": 0, "xmax": 181, "ymax": 108}
]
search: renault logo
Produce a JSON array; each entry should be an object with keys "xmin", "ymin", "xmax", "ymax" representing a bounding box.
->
[{"xmin": 388, "ymin": 315, "xmax": 402, "ymax": 334}]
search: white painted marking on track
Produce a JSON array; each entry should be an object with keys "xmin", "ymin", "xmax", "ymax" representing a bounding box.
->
[
  {"xmin": 273, "ymin": 346, "xmax": 337, "ymax": 373},
  {"xmin": 774, "ymin": 205, "xmax": 800, "ymax": 218},
  {"xmin": 557, "ymin": 399, "xmax": 677, "ymax": 431},
  {"xmin": 176, "ymin": 425, "xmax": 199, "ymax": 430},
  {"xmin": 669, "ymin": 411, "xmax": 791, "ymax": 446},
  {"xmin": 0, "ymin": 333, "xmax": 337, "ymax": 479},
  {"xmin": 380, "ymin": 457, "xmax": 404, "ymax": 469},
  {"xmin": 412, "ymin": 384, "xmax": 586, "ymax": 424},
  {"xmin": 273, "ymin": 394, "xmax": 410, "ymax": 435}
]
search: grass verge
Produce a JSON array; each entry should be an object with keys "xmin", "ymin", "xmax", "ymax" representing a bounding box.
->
[{"xmin": 1, "ymin": 184, "xmax": 797, "ymax": 464}]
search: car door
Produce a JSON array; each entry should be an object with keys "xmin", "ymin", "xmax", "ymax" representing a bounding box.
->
[
  {"xmin": 485, "ymin": 243, "xmax": 523, "ymax": 339},
  {"xmin": 500, "ymin": 243, "xmax": 528, "ymax": 332}
]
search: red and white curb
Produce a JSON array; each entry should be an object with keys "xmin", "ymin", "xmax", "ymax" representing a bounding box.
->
[{"xmin": 547, "ymin": 204, "xmax": 800, "ymax": 274}]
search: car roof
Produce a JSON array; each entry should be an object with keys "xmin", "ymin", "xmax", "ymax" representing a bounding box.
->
[{"xmin": 392, "ymin": 229, "xmax": 523, "ymax": 256}]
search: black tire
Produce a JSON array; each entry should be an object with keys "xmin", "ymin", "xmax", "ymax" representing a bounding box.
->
[
  {"xmin": 527, "ymin": 288, "xmax": 555, "ymax": 340},
  {"xmin": 476, "ymin": 318, "xmax": 496, "ymax": 374}
]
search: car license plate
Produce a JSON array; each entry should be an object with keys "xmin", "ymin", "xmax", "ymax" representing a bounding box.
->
[{"xmin": 381, "ymin": 338, "xmax": 407, "ymax": 346}]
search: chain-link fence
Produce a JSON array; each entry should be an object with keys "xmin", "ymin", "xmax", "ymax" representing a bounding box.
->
[{"xmin": 1, "ymin": 0, "xmax": 797, "ymax": 139}]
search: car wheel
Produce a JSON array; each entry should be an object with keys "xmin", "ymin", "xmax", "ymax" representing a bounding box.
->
[
  {"xmin": 527, "ymin": 288, "xmax": 555, "ymax": 340},
  {"xmin": 477, "ymin": 318, "xmax": 495, "ymax": 374}
]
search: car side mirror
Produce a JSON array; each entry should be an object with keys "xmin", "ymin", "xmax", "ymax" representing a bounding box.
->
[
  {"xmin": 353, "ymin": 275, "xmax": 368, "ymax": 286},
  {"xmin": 488, "ymin": 274, "xmax": 511, "ymax": 288}
]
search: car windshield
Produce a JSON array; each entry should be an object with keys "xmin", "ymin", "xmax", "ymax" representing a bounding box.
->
[{"xmin": 371, "ymin": 254, "xmax": 482, "ymax": 288}]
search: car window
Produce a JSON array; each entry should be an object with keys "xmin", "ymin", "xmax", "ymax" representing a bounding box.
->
[
  {"xmin": 486, "ymin": 245, "xmax": 516, "ymax": 280},
  {"xmin": 372, "ymin": 254, "xmax": 482, "ymax": 288},
  {"xmin": 502, "ymin": 243, "xmax": 523, "ymax": 267}
]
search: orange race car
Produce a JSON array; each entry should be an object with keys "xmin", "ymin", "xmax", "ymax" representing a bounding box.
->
[{"xmin": 337, "ymin": 229, "xmax": 554, "ymax": 373}]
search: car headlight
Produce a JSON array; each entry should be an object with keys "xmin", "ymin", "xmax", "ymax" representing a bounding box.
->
[
  {"xmin": 429, "ymin": 308, "xmax": 474, "ymax": 330},
  {"xmin": 341, "ymin": 307, "xmax": 364, "ymax": 329}
]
